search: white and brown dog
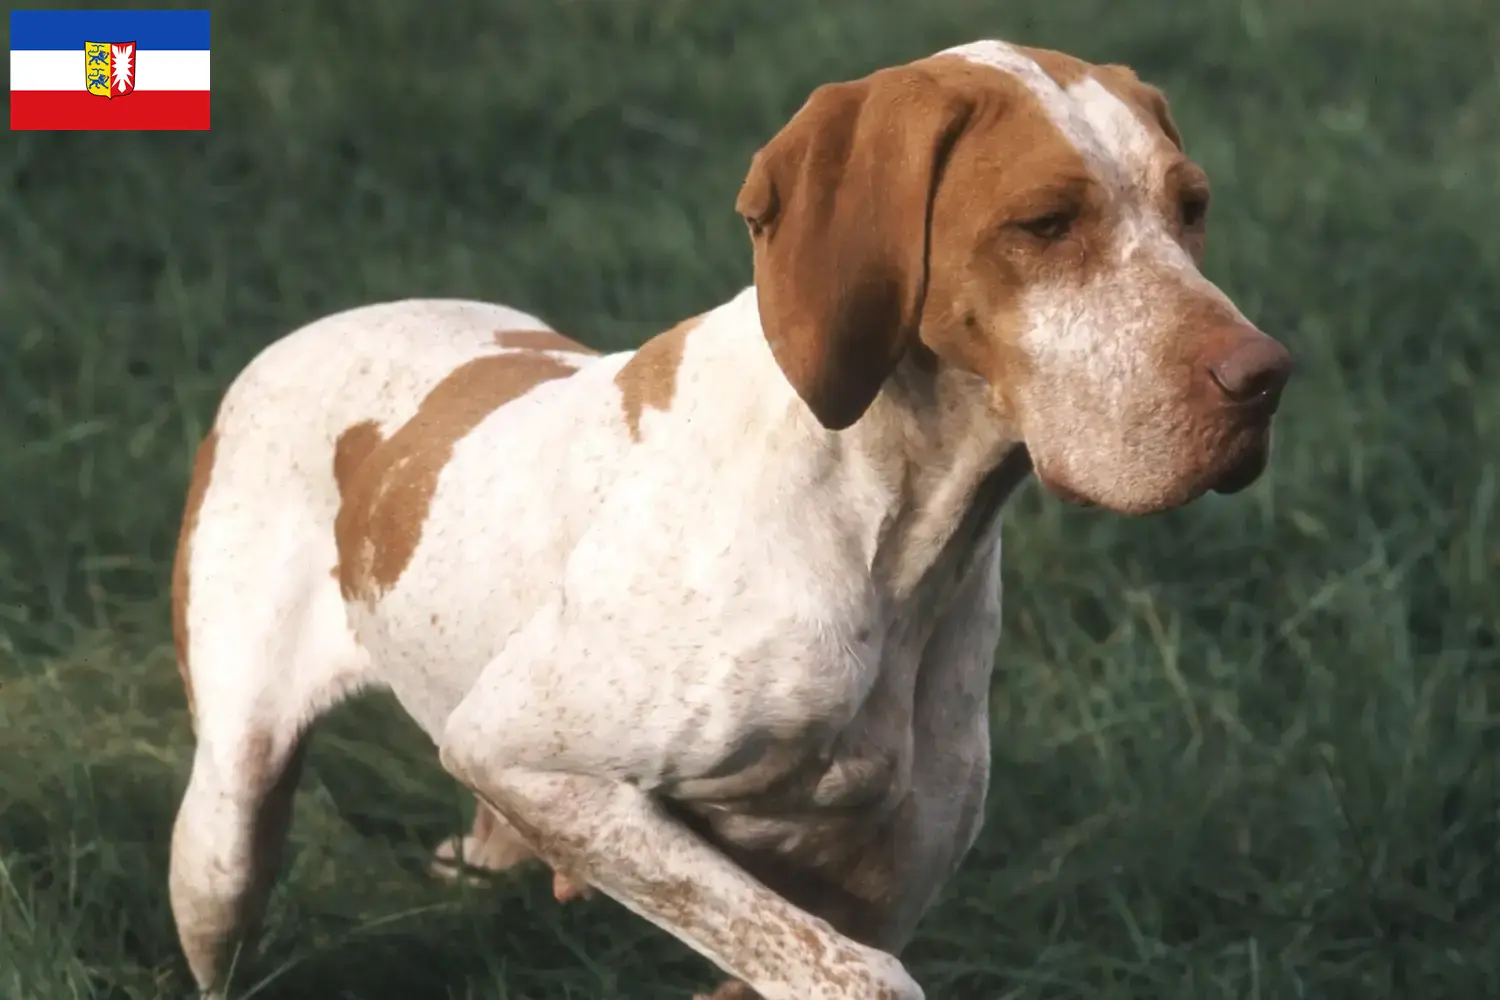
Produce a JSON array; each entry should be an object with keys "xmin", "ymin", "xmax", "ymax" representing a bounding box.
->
[{"xmin": 168, "ymin": 38, "xmax": 1292, "ymax": 1000}]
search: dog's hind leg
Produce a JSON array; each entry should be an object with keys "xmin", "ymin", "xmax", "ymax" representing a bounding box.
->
[{"xmin": 168, "ymin": 430, "xmax": 372, "ymax": 996}]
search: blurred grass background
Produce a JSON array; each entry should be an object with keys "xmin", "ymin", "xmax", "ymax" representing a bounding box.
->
[{"xmin": 2, "ymin": 0, "xmax": 1498, "ymax": 997}]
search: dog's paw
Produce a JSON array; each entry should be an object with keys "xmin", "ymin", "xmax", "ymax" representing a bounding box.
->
[
  {"xmin": 551, "ymin": 870, "xmax": 595, "ymax": 903},
  {"xmin": 429, "ymin": 829, "xmax": 538, "ymax": 884},
  {"xmin": 433, "ymin": 804, "xmax": 598, "ymax": 905},
  {"xmin": 432, "ymin": 829, "xmax": 594, "ymax": 905},
  {"xmin": 428, "ymin": 834, "xmax": 491, "ymax": 885}
]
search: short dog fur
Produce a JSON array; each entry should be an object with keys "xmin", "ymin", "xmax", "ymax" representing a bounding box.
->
[{"xmin": 169, "ymin": 38, "xmax": 1293, "ymax": 1000}]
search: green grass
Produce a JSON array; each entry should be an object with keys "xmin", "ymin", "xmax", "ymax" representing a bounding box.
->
[{"xmin": 3, "ymin": 0, "xmax": 1498, "ymax": 996}]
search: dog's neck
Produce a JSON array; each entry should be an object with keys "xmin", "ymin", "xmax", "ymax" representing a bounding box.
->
[{"xmin": 697, "ymin": 287, "xmax": 1031, "ymax": 600}]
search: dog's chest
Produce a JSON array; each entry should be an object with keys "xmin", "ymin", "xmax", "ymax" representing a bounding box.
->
[
  {"xmin": 663, "ymin": 457, "xmax": 1019, "ymax": 947},
  {"xmin": 668, "ymin": 565, "xmax": 996, "ymax": 949},
  {"xmin": 674, "ymin": 683, "xmax": 962, "ymax": 955}
]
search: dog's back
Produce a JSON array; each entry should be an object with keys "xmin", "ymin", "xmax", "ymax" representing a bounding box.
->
[{"xmin": 168, "ymin": 298, "xmax": 599, "ymax": 988}]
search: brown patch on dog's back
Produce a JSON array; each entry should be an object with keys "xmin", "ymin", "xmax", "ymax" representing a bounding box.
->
[
  {"xmin": 331, "ymin": 420, "xmax": 386, "ymax": 587},
  {"xmin": 171, "ymin": 428, "xmax": 218, "ymax": 725},
  {"xmin": 333, "ymin": 420, "xmax": 385, "ymax": 496},
  {"xmin": 615, "ymin": 315, "xmax": 701, "ymax": 441},
  {"xmin": 335, "ymin": 352, "xmax": 579, "ymax": 602},
  {"xmin": 494, "ymin": 328, "xmax": 598, "ymax": 354}
]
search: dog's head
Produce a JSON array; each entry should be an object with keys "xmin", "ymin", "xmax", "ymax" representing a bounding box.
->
[{"xmin": 739, "ymin": 40, "xmax": 1292, "ymax": 514}]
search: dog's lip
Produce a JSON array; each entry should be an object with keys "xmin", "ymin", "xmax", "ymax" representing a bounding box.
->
[
  {"xmin": 1210, "ymin": 444, "xmax": 1269, "ymax": 495},
  {"xmin": 1211, "ymin": 471, "xmax": 1257, "ymax": 495}
]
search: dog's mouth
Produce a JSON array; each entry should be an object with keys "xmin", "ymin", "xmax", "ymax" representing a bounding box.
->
[
  {"xmin": 1209, "ymin": 433, "xmax": 1272, "ymax": 495},
  {"xmin": 1032, "ymin": 423, "xmax": 1275, "ymax": 512}
]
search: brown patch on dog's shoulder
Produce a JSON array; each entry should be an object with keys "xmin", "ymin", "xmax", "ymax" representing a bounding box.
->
[
  {"xmin": 335, "ymin": 352, "xmax": 579, "ymax": 602},
  {"xmin": 614, "ymin": 315, "xmax": 701, "ymax": 441},
  {"xmin": 171, "ymin": 428, "xmax": 218, "ymax": 725},
  {"xmin": 494, "ymin": 328, "xmax": 599, "ymax": 354}
]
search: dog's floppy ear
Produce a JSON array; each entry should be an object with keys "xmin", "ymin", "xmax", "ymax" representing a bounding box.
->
[{"xmin": 736, "ymin": 67, "xmax": 975, "ymax": 431}]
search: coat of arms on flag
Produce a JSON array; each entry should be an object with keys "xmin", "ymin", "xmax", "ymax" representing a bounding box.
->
[
  {"xmin": 10, "ymin": 10, "xmax": 209, "ymax": 130},
  {"xmin": 84, "ymin": 41, "xmax": 136, "ymax": 99}
]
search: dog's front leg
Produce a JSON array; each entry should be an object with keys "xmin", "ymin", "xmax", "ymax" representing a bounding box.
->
[{"xmin": 438, "ymin": 735, "xmax": 921, "ymax": 1000}]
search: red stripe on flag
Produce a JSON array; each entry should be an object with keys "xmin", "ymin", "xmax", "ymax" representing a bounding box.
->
[{"xmin": 10, "ymin": 90, "xmax": 210, "ymax": 131}]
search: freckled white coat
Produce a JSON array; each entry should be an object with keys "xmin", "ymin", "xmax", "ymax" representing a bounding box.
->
[{"xmin": 168, "ymin": 38, "xmax": 1291, "ymax": 1000}]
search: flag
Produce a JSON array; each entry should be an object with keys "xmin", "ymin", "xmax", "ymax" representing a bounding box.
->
[{"xmin": 10, "ymin": 10, "xmax": 211, "ymax": 131}]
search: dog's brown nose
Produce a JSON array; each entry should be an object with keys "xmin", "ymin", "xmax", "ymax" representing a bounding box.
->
[{"xmin": 1207, "ymin": 335, "xmax": 1293, "ymax": 407}]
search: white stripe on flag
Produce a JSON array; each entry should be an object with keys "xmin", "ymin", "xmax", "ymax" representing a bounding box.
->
[{"xmin": 9, "ymin": 49, "xmax": 211, "ymax": 91}]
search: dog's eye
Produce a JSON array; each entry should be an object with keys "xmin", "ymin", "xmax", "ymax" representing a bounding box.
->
[
  {"xmin": 1180, "ymin": 194, "xmax": 1209, "ymax": 228},
  {"xmin": 1016, "ymin": 210, "xmax": 1075, "ymax": 242}
]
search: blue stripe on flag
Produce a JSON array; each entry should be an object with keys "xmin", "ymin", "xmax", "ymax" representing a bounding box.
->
[{"xmin": 9, "ymin": 9, "xmax": 210, "ymax": 51}]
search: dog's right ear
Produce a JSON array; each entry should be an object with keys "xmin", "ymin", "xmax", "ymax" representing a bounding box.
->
[{"xmin": 737, "ymin": 68, "xmax": 975, "ymax": 431}]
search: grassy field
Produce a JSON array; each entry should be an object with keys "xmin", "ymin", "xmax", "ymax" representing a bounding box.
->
[{"xmin": 3, "ymin": 0, "xmax": 1498, "ymax": 997}]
